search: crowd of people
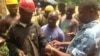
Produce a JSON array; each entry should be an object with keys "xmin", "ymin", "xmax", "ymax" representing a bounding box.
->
[{"xmin": 0, "ymin": 0, "xmax": 100, "ymax": 56}]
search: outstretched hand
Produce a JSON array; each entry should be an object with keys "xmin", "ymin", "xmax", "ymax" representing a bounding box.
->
[
  {"xmin": 45, "ymin": 44, "xmax": 53, "ymax": 53},
  {"xmin": 50, "ymin": 40, "xmax": 62, "ymax": 46}
]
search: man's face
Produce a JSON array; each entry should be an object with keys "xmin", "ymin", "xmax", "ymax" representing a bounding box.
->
[
  {"xmin": 66, "ymin": 9, "xmax": 75, "ymax": 19},
  {"xmin": 58, "ymin": 6, "xmax": 65, "ymax": 13},
  {"xmin": 48, "ymin": 15, "xmax": 58, "ymax": 27},
  {"xmin": 44, "ymin": 11, "xmax": 50, "ymax": 18},
  {"xmin": 6, "ymin": 4, "xmax": 18, "ymax": 14},
  {"xmin": 19, "ymin": 8, "xmax": 33, "ymax": 23},
  {"xmin": 78, "ymin": 8, "xmax": 92, "ymax": 23},
  {"xmin": 66, "ymin": 9, "xmax": 75, "ymax": 16}
]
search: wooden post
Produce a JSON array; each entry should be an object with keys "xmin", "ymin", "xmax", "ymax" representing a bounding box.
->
[{"xmin": 0, "ymin": 0, "xmax": 6, "ymax": 17}]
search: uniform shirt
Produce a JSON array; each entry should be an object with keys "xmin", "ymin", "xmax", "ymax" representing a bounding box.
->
[
  {"xmin": 6, "ymin": 22, "xmax": 47, "ymax": 56},
  {"xmin": 67, "ymin": 20, "xmax": 100, "ymax": 56}
]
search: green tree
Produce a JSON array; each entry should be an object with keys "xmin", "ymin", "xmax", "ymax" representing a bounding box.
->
[{"xmin": 55, "ymin": 0, "xmax": 82, "ymax": 5}]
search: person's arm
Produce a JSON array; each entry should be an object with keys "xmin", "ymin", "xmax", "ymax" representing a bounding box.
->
[
  {"xmin": 45, "ymin": 44, "xmax": 71, "ymax": 56},
  {"xmin": 58, "ymin": 42, "xmax": 71, "ymax": 46},
  {"xmin": 51, "ymin": 40, "xmax": 71, "ymax": 46},
  {"xmin": 71, "ymin": 20, "xmax": 79, "ymax": 35},
  {"xmin": 0, "ymin": 19, "xmax": 10, "ymax": 35},
  {"xmin": 36, "ymin": 24, "xmax": 48, "ymax": 48},
  {"xmin": 0, "ymin": 37, "xmax": 5, "ymax": 47},
  {"xmin": 6, "ymin": 27, "xmax": 25, "ymax": 56},
  {"xmin": 35, "ymin": 24, "xmax": 48, "ymax": 56},
  {"xmin": 52, "ymin": 47, "xmax": 70, "ymax": 56},
  {"xmin": 66, "ymin": 19, "xmax": 79, "ymax": 38}
]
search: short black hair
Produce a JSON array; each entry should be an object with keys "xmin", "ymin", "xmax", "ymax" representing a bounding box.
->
[
  {"xmin": 58, "ymin": 3, "xmax": 66, "ymax": 8},
  {"xmin": 48, "ymin": 11, "xmax": 59, "ymax": 19},
  {"xmin": 79, "ymin": 0, "xmax": 98, "ymax": 11},
  {"xmin": 66, "ymin": 4, "xmax": 75, "ymax": 15}
]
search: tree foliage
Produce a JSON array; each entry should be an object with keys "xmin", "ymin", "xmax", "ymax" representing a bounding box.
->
[
  {"xmin": 55, "ymin": 0, "xmax": 81, "ymax": 5},
  {"xmin": 55, "ymin": 0, "xmax": 100, "ymax": 5}
]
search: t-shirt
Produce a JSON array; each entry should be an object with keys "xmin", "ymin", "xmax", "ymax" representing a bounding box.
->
[{"xmin": 41, "ymin": 24, "xmax": 65, "ymax": 42}]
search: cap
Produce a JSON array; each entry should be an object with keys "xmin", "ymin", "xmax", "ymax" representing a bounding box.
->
[
  {"xmin": 19, "ymin": 0, "xmax": 35, "ymax": 12},
  {"xmin": 6, "ymin": 0, "xmax": 18, "ymax": 4},
  {"xmin": 45, "ymin": 5, "xmax": 54, "ymax": 12}
]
